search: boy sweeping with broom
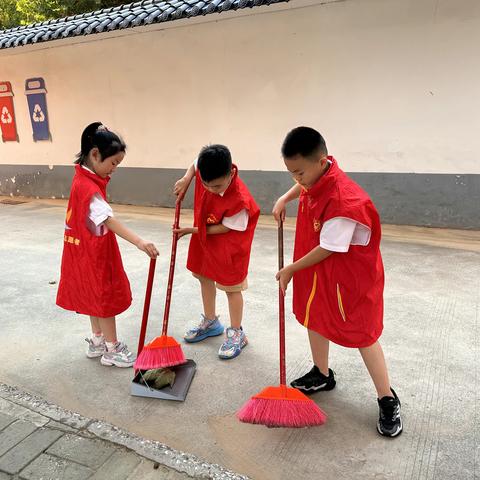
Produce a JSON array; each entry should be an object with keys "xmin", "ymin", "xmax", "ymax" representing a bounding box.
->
[
  {"xmin": 273, "ymin": 127, "xmax": 403, "ymax": 437},
  {"xmin": 173, "ymin": 144, "xmax": 260, "ymax": 359}
]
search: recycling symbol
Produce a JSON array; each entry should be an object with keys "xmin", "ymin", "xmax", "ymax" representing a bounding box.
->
[
  {"xmin": 32, "ymin": 104, "xmax": 45, "ymax": 123},
  {"xmin": 1, "ymin": 106, "xmax": 12, "ymax": 124}
]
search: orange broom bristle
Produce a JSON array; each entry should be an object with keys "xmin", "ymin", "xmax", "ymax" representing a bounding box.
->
[
  {"xmin": 134, "ymin": 335, "xmax": 187, "ymax": 370},
  {"xmin": 237, "ymin": 385, "xmax": 327, "ymax": 428},
  {"xmin": 253, "ymin": 385, "xmax": 312, "ymax": 401},
  {"xmin": 144, "ymin": 335, "xmax": 181, "ymax": 349}
]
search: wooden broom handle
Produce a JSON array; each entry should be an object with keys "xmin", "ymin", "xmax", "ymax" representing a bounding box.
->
[
  {"xmin": 162, "ymin": 198, "xmax": 182, "ymax": 336},
  {"xmin": 278, "ymin": 221, "xmax": 287, "ymax": 386},
  {"xmin": 137, "ymin": 257, "xmax": 156, "ymax": 356}
]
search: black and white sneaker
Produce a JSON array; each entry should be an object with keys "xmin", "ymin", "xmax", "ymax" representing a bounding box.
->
[
  {"xmin": 290, "ymin": 366, "xmax": 336, "ymax": 394},
  {"xmin": 377, "ymin": 388, "xmax": 403, "ymax": 437}
]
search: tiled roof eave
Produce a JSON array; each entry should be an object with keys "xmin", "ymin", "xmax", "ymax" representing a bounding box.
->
[{"xmin": 0, "ymin": 0, "xmax": 289, "ymax": 50}]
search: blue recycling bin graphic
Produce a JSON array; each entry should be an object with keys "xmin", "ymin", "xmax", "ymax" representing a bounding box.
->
[{"xmin": 25, "ymin": 77, "xmax": 51, "ymax": 141}]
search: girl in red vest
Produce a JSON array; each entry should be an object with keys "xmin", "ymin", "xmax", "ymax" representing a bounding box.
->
[
  {"xmin": 173, "ymin": 145, "xmax": 260, "ymax": 359},
  {"xmin": 56, "ymin": 122, "xmax": 159, "ymax": 368},
  {"xmin": 274, "ymin": 127, "xmax": 402, "ymax": 437}
]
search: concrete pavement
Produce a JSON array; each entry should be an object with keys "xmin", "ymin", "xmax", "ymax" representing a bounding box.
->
[{"xmin": 1, "ymin": 197, "xmax": 479, "ymax": 479}]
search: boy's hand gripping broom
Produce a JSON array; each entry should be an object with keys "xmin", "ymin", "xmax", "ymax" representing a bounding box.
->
[
  {"xmin": 237, "ymin": 221, "xmax": 327, "ymax": 427},
  {"xmin": 134, "ymin": 199, "xmax": 187, "ymax": 370}
]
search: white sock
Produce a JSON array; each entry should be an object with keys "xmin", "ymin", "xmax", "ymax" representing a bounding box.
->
[
  {"xmin": 105, "ymin": 341, "xmax": 118, "ymax": 352},
  {"xmin": 91, "ymin": 333, "xmax": 104, "ymax": 346}
]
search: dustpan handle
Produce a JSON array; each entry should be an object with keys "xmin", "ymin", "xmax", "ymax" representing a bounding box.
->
[
  {"xmin": 278, "ymin": 221, "xmax": 286, "ymax": 386},
  {"xmin": 137, "ymin": 257, "xmax": 156, "ymax": 356},
  {"xmin": 162, "ymin": 198, "xmax": 182, "ymax": 335}
]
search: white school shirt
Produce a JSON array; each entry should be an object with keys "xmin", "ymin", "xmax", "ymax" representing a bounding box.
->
[
  {"xmin": 193, "ymin": 159, "xmax": 249, "ymax": 232},
  {"xmin": 319, "ymin": 217, "xmax": 371, "ymax": 252},
  {"xmin": 81, "ymin": 165, "xmax": 114, "ymax": 236}
]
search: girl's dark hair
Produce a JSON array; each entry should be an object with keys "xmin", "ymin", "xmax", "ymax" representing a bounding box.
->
[
  {"xmin": 197, "ymin": 144, "xmax": 232, "ymax": 182},
  {"xmin": 75, "ymin": 122, "xmax": 126, "ymax": 165}
]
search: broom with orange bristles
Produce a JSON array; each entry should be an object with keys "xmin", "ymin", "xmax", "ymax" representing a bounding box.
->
[
  {"xmin": 237, "ymin": 220, "xmax": 327, "ymax": 428},
  {"xmin": 134, "ymin": 198, "xmax": 187, "ymax": 370},
  {"xmin": 135, "ymin": 256, "xmax": 157, "ymax": 366}
]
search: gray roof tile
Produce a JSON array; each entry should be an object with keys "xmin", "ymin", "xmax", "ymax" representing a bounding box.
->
[{"xmin": 0, "ymin": 0, "xmax": 288, "ymax": 50}]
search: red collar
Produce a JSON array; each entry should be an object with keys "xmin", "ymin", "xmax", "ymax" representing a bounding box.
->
[
  {"xmin": 222, "ymin": 165, "xmax": 238, "ymax": 196},
  {"xmin": 75, "ymin": 164, "xmax": 110, "ymax": 191}
]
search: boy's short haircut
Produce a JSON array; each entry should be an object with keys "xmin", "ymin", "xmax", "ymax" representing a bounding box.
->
[
  {"xmin": 281, "ymin": 126, "xmax": 328, "ymax": 159},
  {"xmin": 197, "ymin": 144, "xmax": 232, "ymax": 182}
]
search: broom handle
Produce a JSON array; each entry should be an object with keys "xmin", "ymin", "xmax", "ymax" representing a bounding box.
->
[
  {"xmin": 161, "ymin": 198, "xmax": 182, "ymax": 336},
  {"xmin": 278, "ymin": 220, "xmax": 286, "ymax": 386},
  {"xmin": 137, "ymin": 257, "xmax": 156, "ymax": 356}
]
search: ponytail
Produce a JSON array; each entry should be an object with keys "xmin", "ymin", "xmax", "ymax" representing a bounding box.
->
[{"xmin": 75, "ymin": 122, "xmax": 126, "ymax": 164}]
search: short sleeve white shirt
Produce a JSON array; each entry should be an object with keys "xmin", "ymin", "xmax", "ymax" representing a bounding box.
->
[
  {"xmin": 81, "ymin": 166, "xmax": 114, "ymax": 236},
  {"xmin": 319, "ymin": 217, "xmax": 371, "ymax": 252}
]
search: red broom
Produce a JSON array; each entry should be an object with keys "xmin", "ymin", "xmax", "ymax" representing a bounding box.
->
[
  {"xmin": 135, "ymin": 256, "xmax": 156, "ymax": 365},
  {"xmin": 134, "ymin": 199, "xmax": 187, "ymax": 369},
  {"xmin": 237, "ymin": 220, "xmax": 327, "ymax": 427}
]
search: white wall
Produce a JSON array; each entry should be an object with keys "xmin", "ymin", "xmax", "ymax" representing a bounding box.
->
[{"xmin": 1, "ymin": 0, "xmax": 479, "ymax": 174}]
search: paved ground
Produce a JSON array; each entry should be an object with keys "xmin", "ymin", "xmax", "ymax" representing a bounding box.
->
[
  {"xmin": 0, "ymin": 385, "xmax": 192, "ymax": 480},
  {"xmin": 1, "ymin": 197, "xmax": 479, "ymax": 480}
]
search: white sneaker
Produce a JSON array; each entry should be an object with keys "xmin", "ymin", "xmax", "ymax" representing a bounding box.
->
[
  {"xmin": 100, "ymin": 342, "xmax": 136, "ymax": 368},
  {"xmin": 85, "ymin": 337, "xmax": 105, "ymax": 358}
]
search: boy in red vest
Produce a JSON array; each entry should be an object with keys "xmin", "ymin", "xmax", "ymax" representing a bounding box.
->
[
  {"xmin": 173, "ymin": 145, "xmax": 260, "ymax": 359},
  {"xmin": 274, "ymin": 127, "xmax": 402, "ymax": 437}
]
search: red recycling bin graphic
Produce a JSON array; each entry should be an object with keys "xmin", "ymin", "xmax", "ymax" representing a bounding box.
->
[{"xmin": 0, "ymin": 81, "xmax": 19, "ymax": 142}]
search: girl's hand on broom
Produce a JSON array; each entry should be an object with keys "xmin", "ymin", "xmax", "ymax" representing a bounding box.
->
[
  {"xmin": 137, "ymin": 239, "xmax": 159, "ymax": 258},
  {"xmin": 173, "ymin": 226, "xmax": 198, "ymax": 238},
  {"xmin": 276, "ymin": 265, "xmax": 294, "ymax": 295},
  {"xmin": 105, "ymin": 218, "xmax": 158, "ymax": 258}
]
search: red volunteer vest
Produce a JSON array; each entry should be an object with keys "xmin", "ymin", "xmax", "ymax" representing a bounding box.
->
[
  {"xmin": 56, "ymin": 165, "xmax": 132, "ymax": 318},
  {"xmin": 292, "ymin": 157, "xmax": 384, "ymax": 348},
  {"xmin": 187, "ymin": 165, "xmax": 260, "ymax": 285}
]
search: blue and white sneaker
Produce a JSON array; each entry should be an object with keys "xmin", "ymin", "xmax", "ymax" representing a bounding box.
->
[
  {"xmin": 218, "ymin": 327, "xmax": 248, "ymax": 360},
  {"xmin": 184, "ymin": 315, "xmax": 224, "ymax": 343}
]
